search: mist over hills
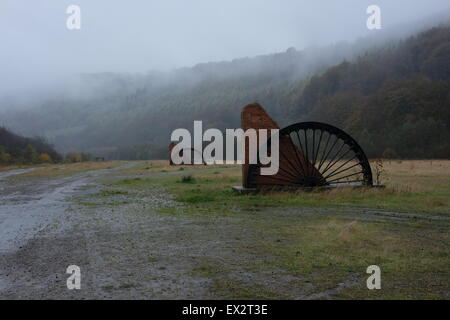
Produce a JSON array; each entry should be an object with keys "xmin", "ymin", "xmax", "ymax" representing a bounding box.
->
[{"xmin": 1, "ymin": 21, "xmax": 450, "ymax": 160}]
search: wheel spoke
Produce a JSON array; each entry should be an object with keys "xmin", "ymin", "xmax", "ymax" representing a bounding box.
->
[
  {"xmin": 294, "ymin": 130, "xmax": 309, "ymax": 175},
  {"xmin": 322, "ymin": 146, "xmax": 353, "ymax": 176},
  {"xmin": 322, "ymin": 140, "xmax": 346, "ymax": 174},
  {"xmin": 289, "ymin": 132, "xmax": 308, "ymax": 176},
  {"xmin": 313, "ymin": 129, "xmax": 323, "ymax": 168},
  {"xmin": 327, "ymin": 171, "xmax": 364, "ymax": 183},
  {"xmin": 278, "ymin": 149, "xmax": 305, "ymax": 180},
  {"xmin": 303, "ymin": 129, "xmax": 310, "ymax": 175},
  {"xmin": 323, "ymin": 160, "xmax": 359, "ymax": 180},
  {"xmin": 311, "ymin": 129, "xmax": 316, "ymax": 168},
  {"xmin": 317, "ymin": 132, "xmax": 332, "ymax": 170}
]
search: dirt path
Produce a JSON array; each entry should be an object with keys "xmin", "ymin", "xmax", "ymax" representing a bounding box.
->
[
  {"xmin": 0, "ymin": 163, "xmax": 307, "ymax": 299},
  {"xmin": 0, "ymin": 163, "xmax": 241, "ymax": 298},
  {"xmin": 0, "ymin": 163, "xmax": 133, "ymax": 297}
]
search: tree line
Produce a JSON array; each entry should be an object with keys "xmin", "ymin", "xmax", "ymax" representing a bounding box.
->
[
  {"xmin": 0, "ymin": 127, "xmax": 62, "ymax": 164},
  {"xmin": 0, "ymin": 126, "xmax": 98, "ymax": 165},
  {"xmin": 291, "ymin": 27, "xmax": 450, "ymax": 158}
]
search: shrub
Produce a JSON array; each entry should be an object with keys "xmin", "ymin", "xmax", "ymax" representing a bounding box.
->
[
  {"xmin": 66, "ymin": 153, "xmax": 82, "ymax": 163},
  {"xmin": 180, "ymin": 175, "xmax": 196, "ymax": 184},
  {"xmin": 23, "ymin": 143, "xmax": 38, "ymax": 163},
  {"xmin": 0, "ymin": 147, "xmax": 11, "ymax": 164},
  {"xmin": 39, "ymin": 153, "xmax": 52, "ymax": 163},
  {"xmin": 374, "ymin": 158, "xmax": 384, "ymax": 185}
]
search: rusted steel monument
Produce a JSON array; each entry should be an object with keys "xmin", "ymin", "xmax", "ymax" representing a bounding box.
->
[{"xmin": 239, "ymin": 103, "xmax": 373, "ymax": 190}]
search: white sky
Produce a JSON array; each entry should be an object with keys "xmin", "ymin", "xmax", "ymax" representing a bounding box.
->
[{"xmin": 1, "ymin": 0, "xmax": 450, "ymax": 96}]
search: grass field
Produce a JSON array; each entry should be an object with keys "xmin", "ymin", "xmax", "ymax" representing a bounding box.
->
[
  {"xmin": 117, "ymin": 159, "xmax": 450, "ymax": 215},
  {"xmin": 106, "ymin": 159, "xmax": 450, "ymax": 299}
]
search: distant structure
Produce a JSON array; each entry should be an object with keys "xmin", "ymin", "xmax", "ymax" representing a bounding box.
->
[
  {"xmin": 168, "ymin": 142, "xmax": 206, "ymax": 166},
  {"xmin": 169, "ymin": 142, "xmax": 175, "ymax": 165}
]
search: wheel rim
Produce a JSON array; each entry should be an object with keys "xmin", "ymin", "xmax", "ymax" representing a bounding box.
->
[{"xmin": 246, "ymin": 122, "xmax": 373, "ymax": 188}]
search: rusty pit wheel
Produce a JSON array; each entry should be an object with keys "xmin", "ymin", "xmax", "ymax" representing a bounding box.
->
[{"xmin": 246, "ymin": 122, "xmax": 373, "ymax": 189}]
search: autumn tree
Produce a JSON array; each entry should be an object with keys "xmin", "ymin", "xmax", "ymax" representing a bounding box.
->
[{"xmin": 39, "ymin": 153, "xmax": 52, "ymax": 163}]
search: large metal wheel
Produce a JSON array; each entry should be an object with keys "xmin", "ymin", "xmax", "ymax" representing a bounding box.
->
[{"xmin": 246, "ymin": 122, "xmax": 373, "ymax": 188}]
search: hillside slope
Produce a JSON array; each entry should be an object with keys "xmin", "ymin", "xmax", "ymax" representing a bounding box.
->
[
  {"xmin": 1, "ymin": 26, "xmax": 449, "ymax": 159},
  {"xmin": 293, "ymin": 26, "xmax": 450, "ymax": 158},
  {"xmin": 0, "ymin": 127, "xmax": 61, "ymax": 164}
]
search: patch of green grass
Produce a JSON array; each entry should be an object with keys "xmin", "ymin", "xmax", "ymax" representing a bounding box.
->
[
  {"xmin": 116, "ymin": 177, "xmax": 143, "ymax": 186},
  {"xmin": 120, "ymin": 164, "xmax": 450, "ymax": 216},
  {"xmin": 243, "ymin": 216, "xmax": 450, "ymax": 299},
  {"xmin": 179, "ymin": 175, "xmax": 196, "ymax": 184},
  {"xmin": 190, "ymin": 264, "xmax": 224, "ymax": 277},
  {"xmin": 77, "ymin": 201, "xmax": 103, "ymax": 207},
  {"xmin": 101, "ymin": 285, "xmax": 115, "ymax": 292},
  {"xmin": 177, "ymin": 194, "xmax": 215, "ymax": 203},
  {"xmin": 118, "ymin": 282, "xmax": 138, "ymax": 290},
  {"xmin": 251, "ymin": 187, "xmax": 450, "ymax": 214},
  {"xmin": 95, "ymin": 189, "xmax": 129, "ymax": 197},
  {"xmin": 78, "ymin": 200, "xmax": 130, "ymax": 207}
]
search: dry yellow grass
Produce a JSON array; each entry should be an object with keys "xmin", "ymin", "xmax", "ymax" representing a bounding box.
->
[
  {"xmin": 121, "ymin": 160, "xmax": 207, "ymax": 174},
  {"xmin": 183, "ymin": 159, "xmax": 450, "ymax": 192},
  {"xmin": 15, "ymin": 161, "xmax": 123, "ymax": 178},
  {"xmin": 0, "ymin": 164, "xmax": 47, "ymax": 172},
  {"xmin": 374, "ymin": 159, "xmax": 450, "ymax": 191},
  {"xmin": 117, "ymin": 159, "xmax": 450, "ymax": 190},
  {"xmin": 136, "ymin": 159, "xmax": 450, "ymax": 214}
]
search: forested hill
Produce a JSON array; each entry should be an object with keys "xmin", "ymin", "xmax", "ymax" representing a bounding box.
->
[
  {"xmin": 291, "ymin": 26, "xmax": 450, "ymax": 158},
  {"xmin": 0, "ymin": 127, "xmax": 61, "ymax": 164},
  {"xmin": 1, "ymin": 25, "xmax": 450, "ymax": 159}
]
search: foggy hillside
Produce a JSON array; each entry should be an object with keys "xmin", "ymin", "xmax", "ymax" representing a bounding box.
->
[
  {"xmin": 1, "ymin": 22, "xmax": 450, "ymax": 159},
  {"xmin": 0, "ymin": 30, "xmax": 396, "ymax": 155},
  {"xmin": 293, "ymin": 26, "xmax": 450, "ymax": 158}
]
